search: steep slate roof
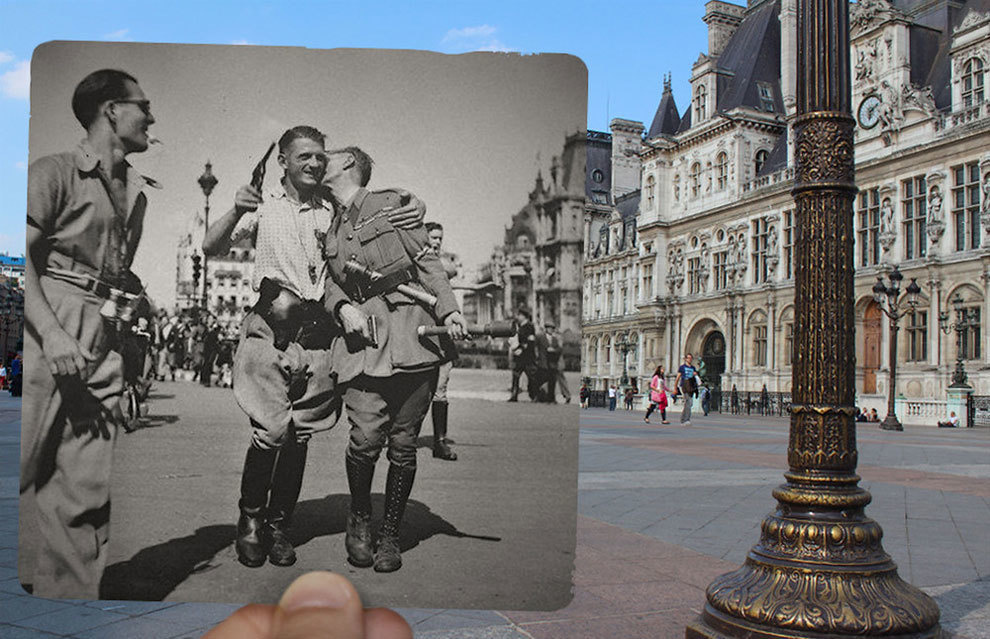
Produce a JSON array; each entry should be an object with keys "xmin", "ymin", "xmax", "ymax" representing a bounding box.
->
[
  {"xmin": 714, "ymin": 1, "xmax": 782, "ymax": 114},
  {"xmin": 647, "ymin": 78, "xmax": 681, "ymax": 139},
  {"xmin": 759, "ymin": 127, "xmax": 788, "ymax": 177},
  {"xmin": 676, "ymin": 105, "xmax": 692, "ymax": 134},
  {"xmin": 586, "ymin": 130, "xmax": 613, "ymax": 204},
  {"xmin": 616, "ymin": 190, "xmax": 641, "ymax": 221},
  {"xmin": 910, "ymin": 0, "xmax": 990, "ymax": 111}
]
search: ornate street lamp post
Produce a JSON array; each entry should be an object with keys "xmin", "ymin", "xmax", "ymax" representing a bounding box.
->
[
  {"xmin": 686, "ymin": 2, "xmax": 940, "ymax": 637},
  {"xmin": 197, "ymin": 161, "xmax": 219, "ymax": 310},
  {"xmin": 615, "ymin": 333, "xmax": 634, "ymax": 387},
  {"xmin": 939, "ymin": 294, "xmax": 978, "ymax": 389},
  {"xmin": 872, "ymin": 267, "xmax": 921, "ymax": 431}
]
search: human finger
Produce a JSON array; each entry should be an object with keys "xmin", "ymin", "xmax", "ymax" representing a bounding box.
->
[
  {"xmin": 271, "ymin": 571, "xmax": 364, "ymax": 639},
  {"xmin": 364, "ymin": 607, "xmax": 413, "ymax": 639},
  {"xmin": 201, "ymin": 604, "xmax": 276, "ymax": 639}
]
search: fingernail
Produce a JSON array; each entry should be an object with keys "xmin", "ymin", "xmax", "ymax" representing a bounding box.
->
[{"xmin": 278, "ymin": 572, "xmax": 352, "ymax": 612}]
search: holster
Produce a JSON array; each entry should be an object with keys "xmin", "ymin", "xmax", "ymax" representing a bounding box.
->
[
  {"xmin": 348, "ymin": 264, "xmax": 416, "ymax": 303},
  {"xmin": 254, "ymin": 278, "xmax": 337, "ymax": 351}
]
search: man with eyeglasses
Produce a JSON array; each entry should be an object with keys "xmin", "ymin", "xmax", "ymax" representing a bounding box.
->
[{"xmin": 21, "ymin": 68, "xmax": 159, "ymax": 597}]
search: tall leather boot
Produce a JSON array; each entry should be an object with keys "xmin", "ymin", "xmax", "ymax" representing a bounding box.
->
[
  {"xmin": 236, "ymin": 444, "xmax": 278, "ymax": 567},
  {"xmin": 431, "ymin": 401, "xmax": 457, "ymax": 461},
  {"xmin": 374, "ymin": 464, "xmax": 416, "ymax": 573},
  {"xmin": 266, "ymin": 440, "xmax": 308, "ymax": 566},
  {"xmin": 508, "ymin": 369, "xmax": 521, "ymax": 402},
  {"xmin": 344, "ymin": 455, "xmax": 375, "ymax": 567}
]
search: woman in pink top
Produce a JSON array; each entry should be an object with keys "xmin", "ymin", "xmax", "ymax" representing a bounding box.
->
[{"xmin": 644, "ymin": 365, "xmax": 671, "ymax": 424}]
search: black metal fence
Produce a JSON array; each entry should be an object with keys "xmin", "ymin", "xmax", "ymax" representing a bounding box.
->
[
  {"xmin": 968, "ymin": 395, "xmax": 990, "ymax": 427},
  {"xmin": 710, "ymin": 390, "xmax": 792, "ymax": 417}
]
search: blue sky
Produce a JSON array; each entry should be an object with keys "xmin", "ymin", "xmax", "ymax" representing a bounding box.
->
[{"xmin": 0, "ymin": 1, "xmax": 710, "ymax": 259}]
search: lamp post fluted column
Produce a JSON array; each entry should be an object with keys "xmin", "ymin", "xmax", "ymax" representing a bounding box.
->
[
  {"xmin": 198, "ymin": 161, "xmax": 218, "ymax": 310},
  {"xmin": 686, "ymin": 1, "xmax": 940, "ymax": 637}
]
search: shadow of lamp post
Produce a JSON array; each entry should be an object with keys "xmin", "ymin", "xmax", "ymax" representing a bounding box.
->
[{"xmin": 872, "ymin": 267, "xmax": 921, "ymax": 431}]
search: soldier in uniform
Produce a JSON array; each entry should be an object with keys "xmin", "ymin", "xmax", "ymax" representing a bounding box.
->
[
  {"xmin": 21, "ymin": 69, "xmax": 158, "ymax": 597},
  {"xmin": 425, "ymin": 222, "xmax": 458, "ymax": 461},
  {"xmin": 322, "ymin": 146, "xmax": 467, "ymax": 573},
  {"xmin": 203, "ymin": 128, "xmax": 426, "ymax": 568},
  {"xmin": 508, "ymin": 307, "xmax": 537, "ymax": 401}
]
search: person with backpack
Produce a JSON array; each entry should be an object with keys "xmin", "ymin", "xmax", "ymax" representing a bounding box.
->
[{"xmin": 674, "ymin": 353, "xmax": 699, "ymax": 426}]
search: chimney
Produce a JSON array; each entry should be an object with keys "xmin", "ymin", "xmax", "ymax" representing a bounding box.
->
[{"xmin": 704, "ymin": 1, "xmax": 746, "ymax": 57}]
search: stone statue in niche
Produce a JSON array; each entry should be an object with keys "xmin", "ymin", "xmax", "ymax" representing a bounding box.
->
[
  {"xmin": 880, "ymin": 198, "xmax": 894, "ymax": 235},
  {"xmin": 927, "ymin": 186, "xmax": 943, "ymax": 226}
]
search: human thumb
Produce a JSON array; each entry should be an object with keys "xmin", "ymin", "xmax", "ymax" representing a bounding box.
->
[{"xmin": 271, "ymin": 572, "xmax": 364, "ymax": 639}]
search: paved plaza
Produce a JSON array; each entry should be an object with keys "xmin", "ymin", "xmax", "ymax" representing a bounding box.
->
[{"xmin": 2, "ymin": 371, "xmax": 989, "ymax": 638}]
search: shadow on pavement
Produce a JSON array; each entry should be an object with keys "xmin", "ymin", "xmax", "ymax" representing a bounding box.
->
[
  {"xmin": 99, "ymin": 494, "xmax": 501, "ymax": 601},
  {"xmin": 291, "ymin": 494, "xmax": 501, "ymax": 554},
  {"xmin": 101, "ymin": 524, "xmax": 236, "ymax": 601}
]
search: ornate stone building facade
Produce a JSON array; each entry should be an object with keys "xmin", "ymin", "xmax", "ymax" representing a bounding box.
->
[
  {"xmin": 465, "ymin": 132, "xmax": 585, "ymax": 347},
  {"xmin": 582, "ymin": 0, "xmax": 990, "ymax": 418}
]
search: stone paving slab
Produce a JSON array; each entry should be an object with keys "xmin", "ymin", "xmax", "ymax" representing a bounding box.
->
[{"xmin": 3, "ymin": 395, "xmax": 990, "ymax": 638}]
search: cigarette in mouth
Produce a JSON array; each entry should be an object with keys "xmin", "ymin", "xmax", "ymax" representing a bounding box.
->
[{"xmin": 148, "ymin": 135, "xmax": 162, "ymax": 145}]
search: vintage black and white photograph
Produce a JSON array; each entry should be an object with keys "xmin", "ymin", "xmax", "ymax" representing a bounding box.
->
[{"xmin": 18, "ymin": 41, "xmax": 586, "ymax": 609}]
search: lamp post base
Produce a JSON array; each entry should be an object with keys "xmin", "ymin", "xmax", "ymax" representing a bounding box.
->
[{"xmin": 880, "ymin": 413, "xmax": 903, "ymax": 431}]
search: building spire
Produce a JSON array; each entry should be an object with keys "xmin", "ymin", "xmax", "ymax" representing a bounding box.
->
[{"xmin": 663, "ymin": 72, "xmax": 672, "ymax": 94}]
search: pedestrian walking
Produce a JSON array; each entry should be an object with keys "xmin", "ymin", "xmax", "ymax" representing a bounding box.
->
[
  {"xmin": 644, "ymin": 365, "xmax": 671, "ymax": 424},
  {"xmin": 674, "ymin": 353, "xmax": 699, "ymax": 426},
  {"xmin": 579, "ymin": 383, "xmax": 589, "ymax": 408},
  {"xmin": 21, "ymin": 68, "xmax": 159, "ymax": 598},
  {"xmin": 543, "ymin": 321, "xmax": 570, "ymax": 403},
  {"xmin": 508, "ymin": 308, "xmax": 538, "ymax": 402},
  {"xmin": 322, "ymin": 145, "xmax": 465, "ymax": 573},
  {"xmin": 608, "ymin": 384, "xmax": 617, "ymax": 411},
  {"xmin": 700, "ymin": 384, "xmax": 711, "ymax": 416}
]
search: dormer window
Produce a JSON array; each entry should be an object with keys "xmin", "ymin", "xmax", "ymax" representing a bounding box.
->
[
  {"xmin": 755, "ymin": 149, "xmax": 769, "ymax": 175},
  {"xmin": 694, "ymin": 85, "xmax": 707, "ymax": 122},
  {"xmin": 757, "ymin": 83, "xmax": 775, "ymax": 112},
  {"xmin": 646, "ymin": 174, "xmax": 655, "ymax": 208},
  {"xmin": 962, "ymin": 58, "xmax": 985, "ymax": 108}
]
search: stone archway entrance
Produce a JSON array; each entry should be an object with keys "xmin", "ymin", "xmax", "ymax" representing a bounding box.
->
[
  {"xmin": 701, "ymin": 331, "xmax": 726, "ymax": 391},
  {"xmin": 863, "ymin": 302, "xmax": 881, "ymax": 394}
]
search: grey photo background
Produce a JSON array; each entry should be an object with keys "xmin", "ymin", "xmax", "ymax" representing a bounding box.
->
[
  {"xmin": 21, "ymin": 41, "xmax": 585, "ymax": 609},
  {"xmin": 27, "ymin": 41, "xmax": 587, "ymax": 307}
]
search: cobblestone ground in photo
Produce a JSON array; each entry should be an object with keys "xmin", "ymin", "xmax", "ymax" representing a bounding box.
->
[{"xmin": 3, "ymin": 370, "xmax": 988, "ymax": 638}]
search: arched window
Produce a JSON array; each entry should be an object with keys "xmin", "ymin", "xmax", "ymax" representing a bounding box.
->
[
  {"xmin": 750, "ymin": 311, "xmax": 768, "ymax": 368},
  {"xmin": 646, "ymin": 174, "xmax": 655, "ymax": 208},
  {"xmin": 690, "ymin": 162, "xmax": 702, "ymax": 198},
  {"xmin": 603, "ymin": 336, "xmax": 612, "ymax": 364},
  {"xmin": 963, "ymin": 57, "xmax": 985, "ymax": 108},
  {"xmin": 755, "ymin": 149, "xmax": 769, "ymax": 175},
  {"xmin": 715, "ymin": 152, "xmax": 728, "ymax": 190},
  {"xmin": 694, "ymin": 84, "xmax": 707, "ymax": 122}
]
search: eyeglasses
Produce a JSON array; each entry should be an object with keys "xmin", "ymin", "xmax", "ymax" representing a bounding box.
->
[{"xmin": 113, "ymin": 99, "xmax": 153, "ymax": 116}]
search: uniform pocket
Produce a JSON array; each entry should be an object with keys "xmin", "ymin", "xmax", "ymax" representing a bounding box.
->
[{"xmin": 356, "ymin": 219, "xmax": 409, "ymax": 275}]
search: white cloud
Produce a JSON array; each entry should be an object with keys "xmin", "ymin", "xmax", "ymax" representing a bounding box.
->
[
  {"xmin": 443, "ymin": 25, "xmax": 497, "ymax": 42},
  {"xmin": 475, "ymin": 41, "xmax": 513, "ymax": 53},
  {"xmin": 229, "ymin": 39, "xmax": 255, "ymax": 46},
  {"xmin": 0, "ymin": 60, "xmax": 30, "ymax": 101},
  {"xmin": 442, "ymin": 25, "xmax": 517, "ymax": 53},
  {"xmin": 0, "ymin": 52, "xmax": 13, "ymax": 65},
  {"xmin": 14, "ymin": 161, "xmax": 26, "ymax": 171},
  {"xmin": 102, "ymin": 28, "xmax": 133, "ymax": 41}
]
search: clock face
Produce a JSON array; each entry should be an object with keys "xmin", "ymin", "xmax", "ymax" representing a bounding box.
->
[{"xmin": 858, "ymin": 95, "xmax": 882, "ymax": 129}]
